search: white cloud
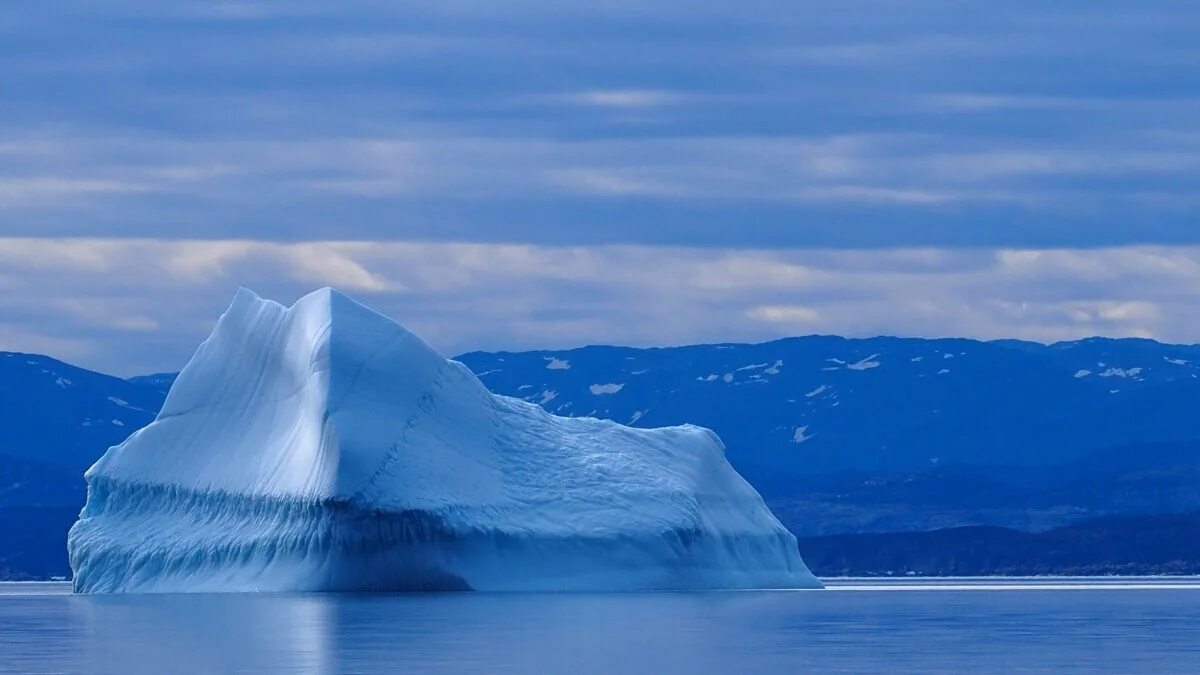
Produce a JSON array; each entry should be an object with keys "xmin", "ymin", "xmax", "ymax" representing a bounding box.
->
[
  {"xmin": 0, "ymin": 324, "xmax": 94, "ymax": 363},
  {"xmin": 0, "ymin": 238, "xmax": 393, "ymax": 292},
  {"xmin": 50, "ymin": 298, "xmax": 159, "ymax": 332},
  {"xmin": 559, "ymin": 89, "xmax": 687, "ymax": 109},
  {"xmin": 161, "ymin": 241, "xmax": 260, "ymax": 282},
  {"xmin": 281, "ymin": 244, "xmax": 393, "ymax": 292},
  {"xmin": 1095, "ymin": 301, "xmax": 1160, "ymax": 322},
  {"xmin": 746, "ymin": 306, "xmax": 821, "ymax": 324},
  {"xmin": 927, "ymin": 93, "xmax": 1200, "ymax": 114},
  {"xmin": 547, "ymin": 169, "xmax": 683, "ymax": 197},
  {"xmin": 0, "ymin": 178, "xmax": 150, "ymax": 205}
]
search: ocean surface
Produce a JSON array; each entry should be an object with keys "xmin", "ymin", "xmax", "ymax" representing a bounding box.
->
[{"xmin": 2, "ymin": 578, "xmax": 1199, "ymax": 674}]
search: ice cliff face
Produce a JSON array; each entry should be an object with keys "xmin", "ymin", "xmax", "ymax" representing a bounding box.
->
[{"xmin": 68, "ymin": 288, "xmax": 819, "ymax": 592}]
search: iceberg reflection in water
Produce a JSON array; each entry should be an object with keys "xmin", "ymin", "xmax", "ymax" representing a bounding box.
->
[{"xmin": 3, "ymin": 581, "xmax": 1200, "ymax": 674}]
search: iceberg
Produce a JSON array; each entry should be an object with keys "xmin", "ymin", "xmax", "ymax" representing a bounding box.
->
[{"xmin": 69, "ymin": 288, "xmax": 819, "ymax": 592}]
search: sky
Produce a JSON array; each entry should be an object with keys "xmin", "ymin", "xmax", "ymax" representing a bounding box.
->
[{"xmin": 2, "ymin": 1, "xmax": 1200, "ymax": 375}]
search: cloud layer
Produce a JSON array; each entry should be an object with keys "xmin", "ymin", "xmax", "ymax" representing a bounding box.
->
[
  {"xmin": 3, "ymin": 238, "xmax": 1199, "ymax": 375},
  {"xmin": 2, "ymin": 2, "xmax": 1199, "ymax": 246}
]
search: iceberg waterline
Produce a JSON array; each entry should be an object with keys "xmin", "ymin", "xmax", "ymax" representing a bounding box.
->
[{"xmin": 69, "ymin": 288, "xmax": 819, "ymax": 592}]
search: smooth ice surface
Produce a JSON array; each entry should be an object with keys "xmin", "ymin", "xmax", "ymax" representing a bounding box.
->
[{"xmin": 69, "ymin": 288, "xmax": 816, "ymax": 593}]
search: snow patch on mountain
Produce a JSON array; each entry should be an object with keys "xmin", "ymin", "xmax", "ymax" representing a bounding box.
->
[
  {"xmin": 1100, "ymin": 367, "xmax": 1143, "ymax": 378},
  {"xmin": 846, "ymin": 355, "xmax": 881, "ymax": 371}
]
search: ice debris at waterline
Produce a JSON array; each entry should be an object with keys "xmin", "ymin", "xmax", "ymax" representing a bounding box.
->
[{"xmin": 68, "ymin": 288, "xmax": 820, "ymax": 593}]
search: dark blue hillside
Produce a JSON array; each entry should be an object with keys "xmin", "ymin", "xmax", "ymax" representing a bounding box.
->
[
  {"xmin": 0, "ymin": 353, "xmax": 165, "ymax": 475},
  {"xmin": 0, "ymin": 354, "xmax": 171, "ymax": 578},
  {"xmin": 456, "ymin": 336, "xmax": 1200, "ymax": 483}
]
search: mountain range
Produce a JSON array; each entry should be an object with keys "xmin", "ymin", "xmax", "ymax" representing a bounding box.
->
[{"xmin": 4, "ymin": 334, "xmax": 1200, "ymax": 579}]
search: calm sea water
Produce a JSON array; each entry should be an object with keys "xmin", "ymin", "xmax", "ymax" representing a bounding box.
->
[{"xmin": 2, "ymin": 579, "xmax": 1199, "ymax": 674}]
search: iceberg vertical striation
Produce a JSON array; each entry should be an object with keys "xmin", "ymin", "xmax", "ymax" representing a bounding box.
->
[{"xmin": 69, "ymin": 288, "xmax": 819, "ymax": 592}]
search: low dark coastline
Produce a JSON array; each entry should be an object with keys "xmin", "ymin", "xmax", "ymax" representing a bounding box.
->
[{"xmin": 799, "ymin": 513, "xmax": 1200, "ymax": 577}]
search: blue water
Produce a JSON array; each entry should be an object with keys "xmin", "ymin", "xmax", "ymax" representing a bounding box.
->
[{"xmin": 2, "ymin": 579, "xmax": 1199, "ymax": 674}]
